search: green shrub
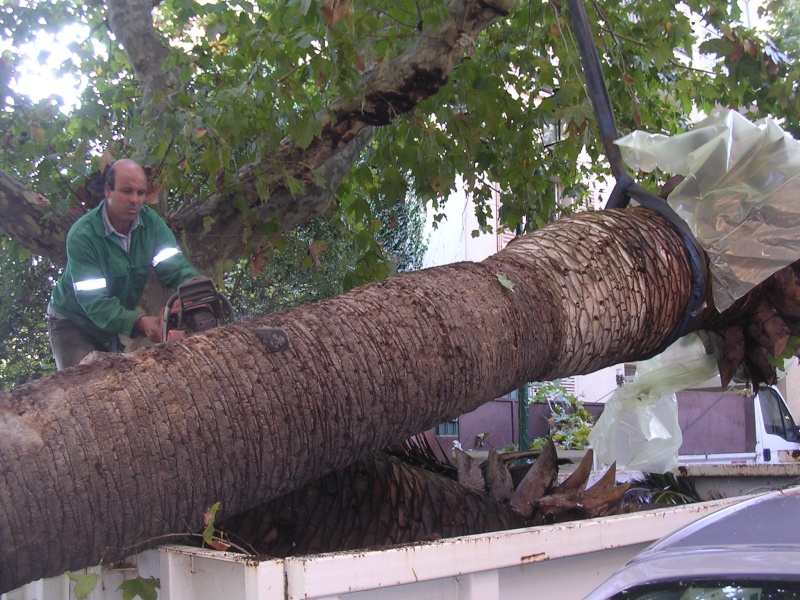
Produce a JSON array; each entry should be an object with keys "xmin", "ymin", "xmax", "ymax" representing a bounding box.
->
[{"xmin": 529, "ymin": 381, "xmax": 594, "ymax": 451}]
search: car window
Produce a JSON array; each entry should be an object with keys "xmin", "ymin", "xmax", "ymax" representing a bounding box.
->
[{"xmin": 605, "ymin": 579, "xmax": 800, "ymax": 600}]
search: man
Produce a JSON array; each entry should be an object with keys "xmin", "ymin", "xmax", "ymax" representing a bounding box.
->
[{"xmin": 47, "ymin": 158, "xmax": 199, "ymax": 369}]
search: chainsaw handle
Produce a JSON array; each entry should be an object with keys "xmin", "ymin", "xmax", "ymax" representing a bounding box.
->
[
  {"xmin": 162, "ymin": 291, "xmax": 181, "ymax": 341},
  {"xmin": 217, "ymin": 291, "xmax": 235, "ymax": 325}
]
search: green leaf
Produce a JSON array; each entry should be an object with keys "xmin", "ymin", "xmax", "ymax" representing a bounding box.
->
[
  {"xmin": 67, "ymin": 572, "xmax": 100, "ymax": 599},
  {"xmin": 698, "ymin": 38, "xmax": 731, "ymax": 56},
  {"xmin": 203, "ymin": 501, "xmax": 221, "ymax": 544},
  {"xmin": 118, "ymin": 576, "xmax": 160, "ymax": 600},
  {"xmin": 496, "ymin": 273, "xmax": 515, "ymax": 292},
  {"xmin": 286, "ymin": 112, "xmax": 322, "ymax": 150}
]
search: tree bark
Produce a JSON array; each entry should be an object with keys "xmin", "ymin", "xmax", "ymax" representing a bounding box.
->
[
  {"xmin": 0, "ymin": 171, "xmax": 73, "ymax": 265},
  {"xmin": 219, "ymin": 452, "xmax": 528, "ymax": 556},
  {"xmin": 216, "ymin": 445, "xmax": 631, "ymax": 556},
  {"xmin": 106, "ymin": 0, "xmax": 177, "ymax": 111},
  {"xmin": 0, "ymin": 206, "xmax": 693, "ymax": 592}
]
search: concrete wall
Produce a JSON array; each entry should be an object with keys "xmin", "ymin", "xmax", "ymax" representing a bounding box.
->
[
  {"xmin": 573, "ymin": 365, "xmax": 619, "ymax": 404},
  {"xmin": 422, "ymin": 183, "xmax": 500, "ymax": 268}
]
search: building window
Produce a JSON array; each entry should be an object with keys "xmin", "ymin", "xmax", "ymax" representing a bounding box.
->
[
  {"xmin": 435, "ymin": 419, "xmax": 459, "ymax": 436},
  {"xmin": 616, "ymin": 363, "xmax": 637, "ymax": 387}
]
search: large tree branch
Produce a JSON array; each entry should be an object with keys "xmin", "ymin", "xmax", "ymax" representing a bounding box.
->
[
  {"xmin": 178, "ymin": 126, "xmax": 377, "ymax": 270},
  {"xmin": 0, "ymin": 170, "xmax": 74, "ymax": 263},
  {"xmin": 106, "ymin": 0, "xmax": 177, "ymax": 111},
  {"xmin": 181, "ymin": 0, "xmax": 514, "ymax": 267},
  {"xmin": 4, "ymin": 203, "xmax": 800, "ymax": 591}
]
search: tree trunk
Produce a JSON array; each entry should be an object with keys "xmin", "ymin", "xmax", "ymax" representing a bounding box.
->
[
  {"xmin": 0, "ymin": 206, "xmax": 694, "ymax": 592},
  {"xmin": 219, "ymin": 452, "xmax": 529, "ymax": 556},
  {"xmin": 215, "ymin": 446, "xmax": 632, "ymax": 555}
]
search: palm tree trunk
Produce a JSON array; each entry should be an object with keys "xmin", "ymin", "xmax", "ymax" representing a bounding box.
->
[
  {"xmin": 0, "ymin": 207, "xmax": 693, "ymax": 592},
  {"xmin": 219, "ymin": 452, "xmax": 529, "ymax": 556}
]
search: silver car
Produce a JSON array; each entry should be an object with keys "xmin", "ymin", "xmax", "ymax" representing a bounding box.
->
[{"xmin": 584, "ymin": 486, "xmax": 800, "ymax": 600}]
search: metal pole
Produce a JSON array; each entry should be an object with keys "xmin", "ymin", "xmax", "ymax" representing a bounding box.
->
[{"xmin": 518, "ymin": 383, "xmax": 529, "ymax": 450}]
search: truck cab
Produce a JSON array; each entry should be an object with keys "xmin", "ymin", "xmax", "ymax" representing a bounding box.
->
[{"xmin": 754, "ymin": 386, "xmax": 800, "ymax": 463}]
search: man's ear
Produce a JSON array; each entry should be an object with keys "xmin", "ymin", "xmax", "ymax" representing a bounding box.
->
[{"xmin": 104, "ymin": 183, "xmax": 112, "ymax": 198}]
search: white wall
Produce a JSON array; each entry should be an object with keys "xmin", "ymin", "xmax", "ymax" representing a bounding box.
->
[
  {"xmin": 423, "ymin": 182, "xmax": 501, "ymax": 268},
  {"xmin": 573, "ymin": 366, "xmax": 620, "ymax": 404}
]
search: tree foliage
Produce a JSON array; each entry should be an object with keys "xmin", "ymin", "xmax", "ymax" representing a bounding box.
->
[
  {"xmin": 2, "ymin": 0, "xmax": 797, "ymax": 239},
  {"xmin": 0, "ymin": 238, "xmax": 57, "ymax": 389},
  {"xmin": 226, "ymin": 195, "xmax": 426, "ymax": 319},
  {"xmin": 765, "ymin": 0, "xmax": 800, "ymax": 58},
  {"xmin": 529, "ymin": 380, "xmax": 594, "ymax": 451}
]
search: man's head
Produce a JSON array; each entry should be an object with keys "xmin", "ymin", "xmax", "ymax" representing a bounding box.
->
[{"xmin": 104, "ymin": 159, "xmax": 147, "ymax": 233}]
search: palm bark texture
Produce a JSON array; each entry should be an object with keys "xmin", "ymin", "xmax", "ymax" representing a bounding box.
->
[
  {"xmin": 217, "ymin": 444, "xmax": 628, "ymax": 556},
  {"xmin": 219, "ymin": 451, "xmax": 529, "ymax": 556},
  {"xmin": 0, "ymin": 206, "xmax": 693, "ymax": 592}
]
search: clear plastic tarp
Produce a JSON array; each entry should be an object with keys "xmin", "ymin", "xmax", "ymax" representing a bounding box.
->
[
  {"xmin": 589, "ymin": 334, "xmax": 720, "ymax": 472},
  {"xmin": 589, "ymin": 111, "xmax": 800, "ymax": 472},
  {"xmin": 616, "ymin": 109, "xmax": 800, "ymax": 311}
]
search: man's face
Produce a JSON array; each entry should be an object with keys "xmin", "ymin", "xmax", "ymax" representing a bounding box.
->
[{"xmin": 105, "ymin": 162, "xmax": 147, "ymax": 232}]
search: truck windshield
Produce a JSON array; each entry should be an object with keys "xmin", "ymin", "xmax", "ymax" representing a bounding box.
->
[
  {"xmin": 607, "ymin": 579, "xmax": 800, "ymax": 599},
  {"xmin": 759, "ymin": 388, "xmax": 800, "ymax": 442}
]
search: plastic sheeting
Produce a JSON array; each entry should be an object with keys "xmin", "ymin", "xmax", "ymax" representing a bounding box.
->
[
  {"xmin": 589, "ymin": 334, "xmax": 720, "ymax": 472},
  {"xmin": 615, "ymin": 109, "xmax": 800, "ymax": 311}
]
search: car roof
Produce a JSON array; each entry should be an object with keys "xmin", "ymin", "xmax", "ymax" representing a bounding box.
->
[
  {"xmin": 584, "ymin": 486, "xmax": 800, "ymax": 600},
  {"xmin": 635, "ymin": 485, "xmax": 800, "ymax": 555}
]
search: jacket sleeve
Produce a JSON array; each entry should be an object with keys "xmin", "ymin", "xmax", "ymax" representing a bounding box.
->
[
  {"xmin": 68, "ymin": 233, "xmax": 143, "ymax": 336},
  {"xmin": 150, "ymin": 218, "xmax": 200, "ymax": 288}
]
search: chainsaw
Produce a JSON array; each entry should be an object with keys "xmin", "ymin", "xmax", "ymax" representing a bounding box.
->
[{"xmin": 161, "ymin": 276, "xmax": 236, "ymax": 341}]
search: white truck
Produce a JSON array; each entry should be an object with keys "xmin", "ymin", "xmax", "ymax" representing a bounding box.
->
[
  {"xmin": 676, "ymin": 385, "xmax": 800, "ymax": 465},
  {"xmin": 669, "ymin": 385, "xmax": 800, "ymax": 499}
]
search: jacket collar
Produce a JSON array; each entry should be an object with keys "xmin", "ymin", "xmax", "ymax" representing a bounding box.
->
[
  {"xmin": 100, "ymin": 201, "xmax": 141, "ymax": 237},
  {"xmin": 87, "ymin": 200, "xmax": 144, "ymax": 238}
]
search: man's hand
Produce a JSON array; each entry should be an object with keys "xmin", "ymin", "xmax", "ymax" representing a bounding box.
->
[{"xmin": 134, "ymin": 315, "xmax": 163, "ymax": 343}]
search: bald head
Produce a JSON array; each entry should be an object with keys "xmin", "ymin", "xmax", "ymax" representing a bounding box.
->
[{"xmin": 105, "ymin": 159, "xmax": 146, "ymax": 191}]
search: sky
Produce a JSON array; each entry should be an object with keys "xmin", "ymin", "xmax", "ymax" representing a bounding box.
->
[{"xmin": 2, "ymin": 23, "xmax": 91, "ymax": 111}]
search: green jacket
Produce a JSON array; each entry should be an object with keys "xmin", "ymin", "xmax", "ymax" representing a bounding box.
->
[{"xmin": 51, "ymin": 202, "xmax": 199, "ymax": 347}]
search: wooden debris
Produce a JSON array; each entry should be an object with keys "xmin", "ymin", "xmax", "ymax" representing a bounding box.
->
[
  {"xmin": 510, "ymin": 439, "xmax": 558, "ymax": 518},
  {"xmin": 216, "ymin": 438, "xmax": 634, "ymax": 558},
  {"xmin": 535, "ymin": 481, "xmax": 631, "ymax": 524},
  {"xmin": 746, "ymin": 301, "xmax": 790, "ymax": 358},
  {"xmin": 454, "ymin": 448, "xmax": 485, "ymax": 492},
  {"xmin": 709, "ymin": 327, "xmax": 745, "ymax": 387},
  {"xmin": 591, "ymin": 460, "xmax": 617, "ymax": 490},
  {"xmin": 484, "ymin": 448, "xmax": 514, "ymax": 504},
  {"xmin": 556, "ymin": 448, "xmax": 594, "ymax": 493}
]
